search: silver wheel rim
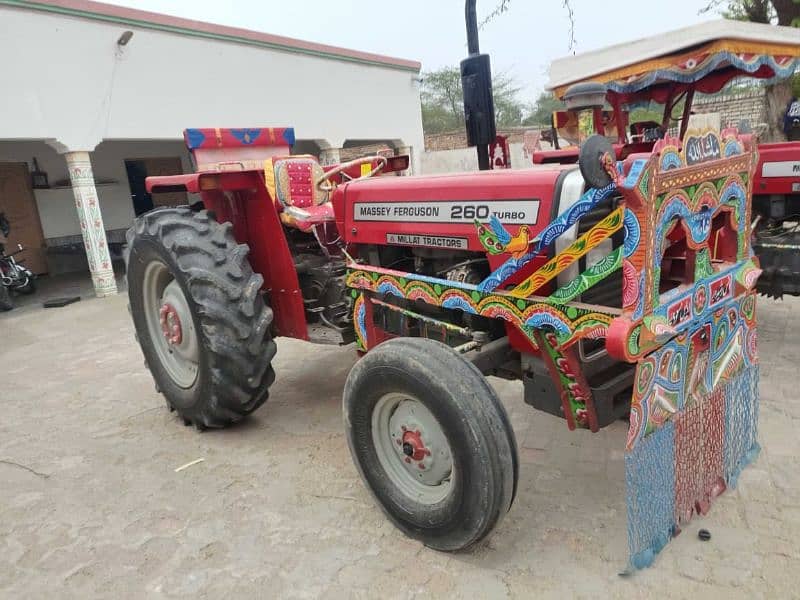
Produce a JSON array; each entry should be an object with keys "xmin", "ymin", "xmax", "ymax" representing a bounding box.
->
[
  {"xmin": 142, "ymin": 261, "xmax": 199, "ymax": 388},
  {"xmin": 371, "ymin": 392, "xmax": 453, "ymax": 505}
]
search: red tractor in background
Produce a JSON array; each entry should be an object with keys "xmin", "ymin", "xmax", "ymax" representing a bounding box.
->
[
  {"xmin": 536, "ymin": 20, "xmax": 800, "ymax": 298},
  {"xmin": 125, "ymin": 3, "xmax": 763, "ymax": 565}
]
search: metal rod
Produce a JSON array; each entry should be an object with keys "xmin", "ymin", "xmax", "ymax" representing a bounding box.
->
[
  {"xmin": 477, "ymin": 144, "xmax": 490, "ymax": 171},
  {"xmin": 370, "ymin": 297, "xmax": 472, "ymax": 338},
  {"xmin": 465, "ymin": 0, "xmax": 479, "ymax": 55},
  {"xmin": 454, "ymin": 341, "xmax": 480, "ymax": 354},
  {"xmin": 679, "ymin": 87, "xmax": 696, "ymax": 140}
]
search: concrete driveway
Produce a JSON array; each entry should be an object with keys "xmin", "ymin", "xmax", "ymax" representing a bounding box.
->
[{"xmin": 1, "ymin": 292, "xmax": 798, "ymax": 598}]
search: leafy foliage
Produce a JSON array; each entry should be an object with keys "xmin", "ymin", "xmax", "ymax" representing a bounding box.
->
[
  {"xmin": 420, "ymin": 66, "xmax": 531, "ymax": 133},
  {"xmin": 700, "ymin": 0, "xmax": 799, "ymax": 25},
  {"xmin": 701, "ymin": 0, "xmax": 799, "ymax": 141},
  {"xmin": 523, "ymin": 92, "xmax": 564, "ymax": 127},
  {"xmin": 420, "ymin": 67, "xmax": 465, "ymax": 134}
]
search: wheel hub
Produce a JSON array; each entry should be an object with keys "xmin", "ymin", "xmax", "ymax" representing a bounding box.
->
[
  {"xmin": 159, "ymin": 303, "xmax": 183, "ymax": 345},
  {"xmin": 387, "ymin": 400, "xmax": 452, "ymax": 487},
  {"xmin": 400, "ymin": 428, "xmax": 429, "ymax": 462},
  {"xmin": 142, "ymin": 262, "xmax": 199, "ymax": 389}
]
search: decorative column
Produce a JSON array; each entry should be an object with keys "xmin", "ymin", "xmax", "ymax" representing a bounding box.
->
[
  {"xmin": 396, "ymin": 146, "xmax": 413, "ymax": 175},
  {"xmin": 65, "ymin": 151, "xmax": 117, "ymax": 297},
  {"xmin": 318, "ymin": 147, "xmax": 341, "ymax": 166}
]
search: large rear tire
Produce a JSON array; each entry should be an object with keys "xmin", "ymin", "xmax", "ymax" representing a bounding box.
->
[
  {"xmin": 126, "ymin": 207, "xmax": 276, "ymax": 429},
  {"xmin": 343, "ymin": 337, "xmax": 518, "ymax": 551}
]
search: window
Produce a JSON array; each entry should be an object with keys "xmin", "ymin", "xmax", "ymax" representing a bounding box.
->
[
  {"xmin": 658, "ymin": 217, "xmax": 696, "ymax": 296},
  {"xmin": 709, "ymin": 210, "xmax": 738, "ymax": 265}
]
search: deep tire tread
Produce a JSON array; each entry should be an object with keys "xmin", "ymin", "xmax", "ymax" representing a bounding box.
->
[{"xmin": 126, "ymin": 207, "xmax": 276, "ymax": 428}]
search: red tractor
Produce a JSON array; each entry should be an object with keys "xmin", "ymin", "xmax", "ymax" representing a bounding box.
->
[
  {"xmin": 126, "ymin": 4, "xmax": 763, "ymax": 567},
  {"xmin": 537, "ymin": 20, "xmax": 800, "ymax": 298}
]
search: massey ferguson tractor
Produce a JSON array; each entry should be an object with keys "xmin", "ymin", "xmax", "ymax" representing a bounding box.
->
[
  {"xmin": 537, "ymin": 19, "xmax": 800, "ymax": 298},
  {"xmin": 126, "ymin": 3, "xmax": 763, "ymax": 569}
]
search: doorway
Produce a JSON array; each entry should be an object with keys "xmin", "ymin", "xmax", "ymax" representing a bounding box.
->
[
  {"xmin": 0, "ymin": 162, "xmax": 47, "ymax": 274},
  {"xmin": 125, "ymin": 157, "xmax": 187, "ymax": 216}
]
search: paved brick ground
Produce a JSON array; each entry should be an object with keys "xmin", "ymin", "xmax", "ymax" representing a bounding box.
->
[{"xmin": 0, "ymin": 291, "xmax": 798, "ymax": 598}]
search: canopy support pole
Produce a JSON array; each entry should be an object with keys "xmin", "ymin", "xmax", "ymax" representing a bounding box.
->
[{"xmin": 679, "ymin": 87, "xmax": 696, "ymax": 140}]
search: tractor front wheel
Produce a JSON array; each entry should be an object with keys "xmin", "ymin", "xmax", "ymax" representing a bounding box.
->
[
  {"xmin": 126, "ymin": 208, "xmax": 276, "ymax": 429},
  {"xmin": 343, "ymin": 337, "xmax": 518, "ymax": 551}
]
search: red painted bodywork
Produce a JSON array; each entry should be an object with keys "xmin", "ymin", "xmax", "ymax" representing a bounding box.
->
[
  {"xmin": 336, "ymin": 167, "xmax": 573, "ymax": 353},
  {"xmin": 146, "ymin": 128, "xmax": 576, "ymax": 351},
  {"xmin": 147, "ymin": 169, "xmax": 308, "ymax": 340},
  {"xmin": 336, "ymin": 168, "xmax": 566, "ymax": 250},
  {"xmin": 533, "ymin": 142, "xmax": 658, "ymax": 165},
  {"xmin": 753, "ymin": 142, "xmax": 800, "ymax": 196}
]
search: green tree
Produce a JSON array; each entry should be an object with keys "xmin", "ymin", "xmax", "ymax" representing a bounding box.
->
[
  {"xmin": 522, "ymin": 92, "xmax": 565, "ymax": 127},
  {"xmin": 420, "ymin": 67, "xmax": 464, "ymax": 134},
  {"xmin": 702, "ymin": 0, "xmax": 800, "ymax": 140},
  {"xmin": 420, "ymin": 66, "xmax": 530, "ymax": 134}
]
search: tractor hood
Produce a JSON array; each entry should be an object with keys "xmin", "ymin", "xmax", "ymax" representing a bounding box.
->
[{"xmin": 335, "ymin": 166, "xmax": 576, "ymax": 253}]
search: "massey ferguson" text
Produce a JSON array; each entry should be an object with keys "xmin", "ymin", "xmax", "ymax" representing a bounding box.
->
[{"xmin": 354, "ymin": 200, "xmax": 539, "ymax": 225}]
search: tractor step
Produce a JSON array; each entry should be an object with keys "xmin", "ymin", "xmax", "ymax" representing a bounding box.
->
[
  {"xmin": 306, "ymin": 322, "xmax": 355, "ymax": 346},
  {"xmin": 522, "ymin": 350, "xmax": 634, "ymax": 429}
]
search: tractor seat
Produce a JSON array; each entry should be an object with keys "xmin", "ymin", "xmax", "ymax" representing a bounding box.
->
[{"xmin": 271, "ymin": 157, "xmax": 333, "ymax": 232}]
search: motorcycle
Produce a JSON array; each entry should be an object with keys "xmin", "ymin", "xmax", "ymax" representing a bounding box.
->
[{"xmin": 0, "ymin": 212, "xmax": 36, "ymax": 311}]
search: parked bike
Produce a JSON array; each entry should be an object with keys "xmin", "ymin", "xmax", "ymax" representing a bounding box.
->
[{"xmin": 0, "ymin": 212, "xmax": 36, "ymax": 311}]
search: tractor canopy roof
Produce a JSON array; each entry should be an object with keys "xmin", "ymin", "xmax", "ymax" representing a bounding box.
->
[{"xmin": 547, "ymin": 20, "xmax": 800, "ymax": 105}]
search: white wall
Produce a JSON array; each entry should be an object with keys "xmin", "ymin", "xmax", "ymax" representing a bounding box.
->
[
  {"xmin": 0, "ymin": 5, "xmax": 425, "ymax": 171},
  {"xmin": 421, "ymin": 143, "xmax": 535, "ymax": 174},
  {"xmin": 0, "ymin": 140, "xmax": 191, "ymax": 238}
]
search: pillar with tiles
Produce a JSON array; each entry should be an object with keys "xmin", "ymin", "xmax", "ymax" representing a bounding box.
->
[{"xmin": 65, "ymin": 151, "xmax": 117, "ymax": 297}]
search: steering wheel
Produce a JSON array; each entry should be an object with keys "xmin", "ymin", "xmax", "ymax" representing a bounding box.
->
[{"xmin": 316, "ymin": 156, "xmax": 388, "ymax": 193}]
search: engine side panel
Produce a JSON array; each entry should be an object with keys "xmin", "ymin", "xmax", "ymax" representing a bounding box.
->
[
  {"xmin": 753, "ymin": 141, "xmax": 800, "ymax": 196},
  {"xmin": 338, "ymin": 168, "xmax": 567, "ymax": 252}
]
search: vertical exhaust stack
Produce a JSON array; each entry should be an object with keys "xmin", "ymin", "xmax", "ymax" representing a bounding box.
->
[{"xmin": 461, "ymin": 0, "xmax": 496, "ymax": 171}]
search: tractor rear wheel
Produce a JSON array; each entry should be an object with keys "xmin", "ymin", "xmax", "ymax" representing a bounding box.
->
[
  {"xmin": 343, "ymin": 337, "xmax": 518, "ymax": 551},
  {"xmin": 126, "ymin": 207, "xmax": 276, "ymax": 429}
]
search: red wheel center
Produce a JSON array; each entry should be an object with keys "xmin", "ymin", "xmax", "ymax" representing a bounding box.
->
[
  {"xmin": 159, "ymin": 303, "xmax": 183, "ymax": 345},
  {"xmin": 401, "ymin": 429, "xmax": 430, "ymax": 462}
]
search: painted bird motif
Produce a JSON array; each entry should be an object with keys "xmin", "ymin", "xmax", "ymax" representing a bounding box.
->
[{"xmin": 474, "ymin": 215, "xmax": 531, "ymax": 259}]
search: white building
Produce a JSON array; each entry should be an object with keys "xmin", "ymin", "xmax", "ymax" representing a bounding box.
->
[{"xmin": 0, "ymin": 0, "xmax": 424, "ymax": 296}]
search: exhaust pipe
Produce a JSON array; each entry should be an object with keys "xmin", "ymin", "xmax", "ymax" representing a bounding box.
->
[{"xmin": 461, "ymin": 0, "xmax": 496, "ymax": 171}]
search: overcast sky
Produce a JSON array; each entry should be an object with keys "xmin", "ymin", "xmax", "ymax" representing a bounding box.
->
[{"xmin": 104, "ymin": 0, "xmax": 717, "ymax": 99}]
